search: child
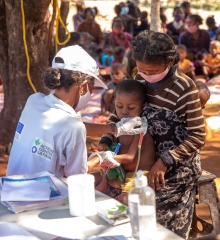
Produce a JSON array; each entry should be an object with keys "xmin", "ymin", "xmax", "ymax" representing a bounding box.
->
[
  {"xmin": 133, "ymin": 10, "xmax": 150, "ymax": 36},
  {"xmin": 112, "ymin": 46, "xmax": 128, "ymax": 72},
  {"xmin": 65, "ymin": 32, "xmax": 81, "ymax": 47},
  {"xmin": 109, "ymin": 18, "xmax": 132, "ymax": 50},
  {"xmin": 93, "ymin": 80, "xmax": 156, "ymax": 204},
  {"xmin": 201, "ymin": 40, "xmax": 220, "ymax": 80},
  {"xmin": 206, "ymin": 16, "xmax": 219, "ymax": 40},
  {"xmin": 195, "ymin": 81, "xmax": 211, "ymax": 108},
  {"xmin": 101, "ymin": 63, "xmax": 126, "ymax": 115},
  {"xmin": 176, "ymin": 44, "xmax": 195, "ymax": 80}
]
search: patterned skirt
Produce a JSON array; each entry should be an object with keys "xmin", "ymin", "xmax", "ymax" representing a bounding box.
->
[{"xmin": 142, "ymin": 107, "xmax": 202, "ymax": 239}]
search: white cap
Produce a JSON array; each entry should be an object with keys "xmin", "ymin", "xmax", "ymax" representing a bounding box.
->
[{"xmin": 52, "ymin": 45, "xmax": 107, "ymax": 89}]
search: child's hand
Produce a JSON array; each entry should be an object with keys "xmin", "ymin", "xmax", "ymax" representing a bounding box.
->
[{"xmin": 98, "ymin": 143, "xmax": 109, "ymax": 151}]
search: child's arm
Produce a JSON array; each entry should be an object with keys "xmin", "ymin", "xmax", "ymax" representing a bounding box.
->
[
  {"xmin": 87, "ymin": 155, "xmax": 102, "ymax": 173},
  {"xmin": 114, "ymin": 135, "xmax": 140, "ymax": 164},
  {"xmin": 138, "ymin": 133, "xmax": 156, "ymax": 170}
]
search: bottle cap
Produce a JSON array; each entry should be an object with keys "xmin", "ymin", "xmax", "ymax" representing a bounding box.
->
[{"xmin": 135, "ymin": 170, "xmax": 147, "ymax": 187}]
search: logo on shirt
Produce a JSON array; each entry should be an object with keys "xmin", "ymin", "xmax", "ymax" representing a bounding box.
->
[
  {"xmin": 32, "ymin": 138, "xmax": 54, "ymax": 161},
  {"xmin": 15, "ymin": 122, "xmax": 24, "ymax": 142}
]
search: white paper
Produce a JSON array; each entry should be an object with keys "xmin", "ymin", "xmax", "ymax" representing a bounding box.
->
[
  {"xmin": 1, "ymin": 180, "xmax": 51, "ymax": 202},
  {"xmin": 0, "ymin": 222, "xmax": 40, "ymax": 239}
]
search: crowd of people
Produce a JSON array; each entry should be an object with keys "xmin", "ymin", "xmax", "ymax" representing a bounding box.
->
[
  {"xmin": 5, "ymin": 1, "xmax": 220, "ymax": 240},
  {"xmin": 69, "ymin": 0, "xmax": 220, "ymax": 115}
]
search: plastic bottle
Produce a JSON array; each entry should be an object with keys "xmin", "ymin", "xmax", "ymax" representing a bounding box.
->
[{"xmin": 128, "ymin": 170, "xmax": 156, "ymax": 240}]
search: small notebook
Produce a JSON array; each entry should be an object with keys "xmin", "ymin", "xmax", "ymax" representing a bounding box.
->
[
  {"xmin": 1, "ymin": 175, "xmax": 60, "ymax": 198},
  {"xmin": 0, "ymin": 171, "xmax": 68, "ymax": 213}
]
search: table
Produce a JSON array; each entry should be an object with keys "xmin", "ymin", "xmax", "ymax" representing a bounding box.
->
[{"xmin": 0, "ymin": 191, "xmax": 183, "ymax": 239}]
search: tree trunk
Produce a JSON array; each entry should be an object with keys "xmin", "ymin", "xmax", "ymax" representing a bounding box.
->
[
  {"xmin": 0, "ymin": 0, "xmax": 51, "ymax": 147},
  {"xmin": 150, "ymin": 0, "xmax": 161, "ymax": 32}
]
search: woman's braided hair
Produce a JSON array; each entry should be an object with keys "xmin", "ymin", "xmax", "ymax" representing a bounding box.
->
[
  {"xmin": 44, "ymin": 57, "xmax": 93, "ymax": 91},
  {"xmin": 131, "ymin": 30, "xmax": 180, "ymax": 66}
]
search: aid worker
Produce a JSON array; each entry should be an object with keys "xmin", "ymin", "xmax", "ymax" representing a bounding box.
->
[{"xmin": 7, "ymin": 45, "xmax": 147, "ymax": 178}]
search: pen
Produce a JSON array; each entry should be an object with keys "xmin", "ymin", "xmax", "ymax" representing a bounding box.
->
[{"xmin": 113, "ymin": 143, "xmax": 121, "ymax": 156}]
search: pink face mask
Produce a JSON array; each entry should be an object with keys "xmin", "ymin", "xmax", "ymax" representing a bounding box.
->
[
  {"xmin": 138, "ymin": 67, "xmax": 170, "ymax": 83},
  {"xmin": 186, "ymin": 25, "xmax": 198, "ymax": 34}
]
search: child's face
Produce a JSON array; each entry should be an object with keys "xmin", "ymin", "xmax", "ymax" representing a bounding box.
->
[
  {"xmin": 111, "ymin": 68, "xmax": 125, "ymax": 84},
  {"xmin": 113, "ymin": 23, "xmax": 124, "ymax": 35},
  {"xmin": 115, "ymin": 93, "xmax": 143, "ymax": 119},
  {"xmin": 177, "ymin": 48, "xmax": 187, "ymax": 60},
  {"xmin": 85, "ymin": 10, "xmax": 95, "ymax": 21},
  {"xmin": 113, "ymin": 54, "xmax": 124, "ymax": 63},
  {"xmin": 210, "ymin": 44, "xmax": 220, "ymax": 56}
]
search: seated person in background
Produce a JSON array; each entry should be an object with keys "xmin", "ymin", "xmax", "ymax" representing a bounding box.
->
[
  {"xmin": 77, "ymin": 7, "xmax": 104, "ymax": 50},
  {"xmin": 65, "ymin": 32, "xmax": 81, "ymax": 47},
  {"xmin": 179, "ymin": 14, "xmax": 211, "ymax": 75},
  {"xmin": 72, "ymin": 0, "xmax": 85, "ymax": 31},
  {"xmin": 206, "ymin": 15, "xmax": 219, "ymax": 40},
  {"xmin": 166, "ymin": 7, "xmax": 185, "ymax": 44},
  {"xmin": 195, "ymin": 81, "xmax": 210, "ymax": 109},
  {"xmin": 109, "ymin": 18, "xmax": 132, "ymax": 51},
  {"xmin": 101, "ymin": 63, "xmax": 127, "ymax": 115},
  {"xmin": 111, "ymin": 3, "xmax": 132, "ymax": 35},
  {"xmin": 216, "ymin": 30, "xmax": 220, "ymax": 41},
  {"xmin": 180, "ymin": 1, "xmax": 191, "ymax": 22},
  {"xmin": 201, "ymin": 40, "xmax": 220, "ymax": 80},
  {"xmin": 79, "ymin": 32, "xmax": 94, "ymax": 52},
  {"xmin": 133, "ymin": 10, "xmax": 150, "ymax": 36},
  {"xmin": 176, "ymin": 44, "xmax": 195, "ymax": 80},
  {"xmin": 100, "ymin": 46, "xmax": 114, "ymax": 67},
  {"xmin": 160, "ymin": 6, "xmax": 167, "ymax": 33},
  {"xmin": 90, "ymin": 80, "xmax": 156, "ymax": 204},
  {"xmin": 126, "ymin": 49, "xmax": 137, "ymax": 78},
  {"xmin": 112, "ymin": 46, "xmax": 128, "ymax": 72}
]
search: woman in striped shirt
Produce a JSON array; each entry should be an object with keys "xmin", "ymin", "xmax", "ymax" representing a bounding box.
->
[{"xmin": 133, "ymin": 30, "xmax": 206, "ymax": 239}]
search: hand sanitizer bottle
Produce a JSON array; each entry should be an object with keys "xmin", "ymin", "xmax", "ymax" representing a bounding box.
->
[{"xmin": 128, "ymin": 170, "xmax": 156, "ymax": 240}]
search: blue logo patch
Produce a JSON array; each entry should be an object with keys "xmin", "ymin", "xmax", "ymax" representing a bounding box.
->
[
  {"xmin": 32, "ymin": 146, "xmax": 37, "ymax": 153},
  {"xmin": 16, "ymin": 122, "xmax": 24, "ymax": 134}
]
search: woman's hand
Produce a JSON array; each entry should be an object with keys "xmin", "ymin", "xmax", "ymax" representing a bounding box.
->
[{"xmin": 148, "ymin": 158, "xmax": 167, "ymax": 190}]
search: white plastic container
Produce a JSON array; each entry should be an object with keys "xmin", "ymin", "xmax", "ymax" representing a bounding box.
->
[
  {"xmin": 67, "ymin": 174, "xmax": 97, "ymax": 217},
  {"xmin": 128, "ymin": 170, "xmax": 156, "ymax": 240}
]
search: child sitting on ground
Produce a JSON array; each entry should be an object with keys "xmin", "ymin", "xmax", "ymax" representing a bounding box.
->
[
  {"xmin": 195, "ymin": 81, "xmax": 211, "ymax": 109},
  {"xmin": 101, "ymin": 63, "xmax": 127, "ymax": 115},
  {"xmin": 176, "ymin": 44, "xmax": 195, "ymax": 80},
  {"xmin": 112, "ymin": 46, "xmax": 128, "ymax": 71},
  {"xmin": 201, "ymin": 40, "xmax": 220, "ymax": 80},
  {"xmin": 109, "ymin": 18, "xmax": 132, "ymax": 51},
  {"xmin": 89, "ymin": 80, "xmax": 156, "ymax": 205}
]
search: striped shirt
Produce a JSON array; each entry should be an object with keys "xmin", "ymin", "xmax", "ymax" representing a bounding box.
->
[
  {"xmin": 143, "ymin": 66, "xmax": 206, "ymax": 165},
  {"xmin": 100, "ymin": 66, "xmax": 206, "ymax": 166}
]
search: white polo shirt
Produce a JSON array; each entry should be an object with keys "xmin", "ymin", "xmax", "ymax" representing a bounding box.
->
[{"xmin": 7, "ymin": 93, "xmax": 87, "ymax": 177}]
